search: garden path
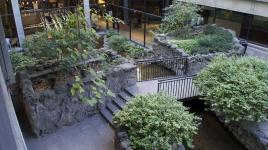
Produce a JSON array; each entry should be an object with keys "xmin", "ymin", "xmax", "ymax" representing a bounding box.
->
[{"xmin": 23, "ymin": 114, "xmax": 114, "ymax": 150}]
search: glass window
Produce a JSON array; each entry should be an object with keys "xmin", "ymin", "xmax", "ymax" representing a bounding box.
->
[
  {"xmin": 248, "ymin": 15, "xmax": 268, "ymax": 46},
  {"xmin": 216, "ymin": 9, "xmax": 243, "ymax": 23}
]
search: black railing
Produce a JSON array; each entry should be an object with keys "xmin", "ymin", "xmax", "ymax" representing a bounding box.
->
[
  {"xmin": 157, "ymin": 75, "xmax": 199, "ymax": 101},
  {"xmin": 135, "ymin": 57, "xmax": 188, "ymax": 82}
]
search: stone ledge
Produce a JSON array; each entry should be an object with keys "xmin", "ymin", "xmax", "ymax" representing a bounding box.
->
[
  {"xmin": 226, "ymin": 121, "xmax": 268, "ymax": 150},
  {"xmin": 215, "ymin": 111, "xmax": 268, "ymax": 150},
  {"xmin": 152, "ymin": 25, "xmax": 245, "ymax": 75}
]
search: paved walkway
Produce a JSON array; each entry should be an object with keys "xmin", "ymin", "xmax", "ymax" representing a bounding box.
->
[
  {"xmin": 246, "ymin": 45, "xmax": 268, "ymax": 61},
  {"xmin": 127, "ymin": 80, "xmax": 158, "ymax": 96},
  {"xmin": 23, "ymin": 114, "xmax": 114, "ymax": 150}
]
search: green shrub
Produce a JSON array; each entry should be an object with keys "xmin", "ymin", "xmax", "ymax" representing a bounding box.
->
[
  {"xmin": 10, "ymin": 51, "xmax": 37, "ymax": 72},
  {"xmin": 107, "ymin": 35, "xmax": 147, "ymax": 59},
  {"xmin": 158, "ymin": 1, "xmax": 200, "ymax": 33},
  {"xmin": 170, "ymin": 38, "xmax": 199, "ymax": 54},
  {"xmin": 106, "ymin": 29, "xmax": 120, "ymax": 38},
  {"xmin": 114, "ymin": 93, "xmax": 199, "ymax": 150},
  {"xmin": 195, "ymin": 56, "xmax": 268, "ymax": 122},
  {"xmin": 24, "ymin": 28, "xmax": 98, "ymax": 62},
  {"xmin": 107, "ymin": 35, "xmax": 129, "ymax": 52},
  {"xmin": 171, "ymin": 25, "xmax": 234, "ymax": 55}
]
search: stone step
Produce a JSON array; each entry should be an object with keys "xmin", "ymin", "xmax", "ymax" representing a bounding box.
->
[
  {"xmin": 125, "ymin": 85, "xmax": 138, "ymax": 96},
  {"xmin": 118, "ymin": 92, "xmax": 132, "ymax": 102},
  {"xmin": 100, "ymin": 108, "xmax": 113, "ymax": 125},
  {"xmin": 106, "ymin": 101, "xmax": 120, "ymax": 115},
  {"xmin": 112, "ymin": 97, "xmax": 126, "ymax": 110}
]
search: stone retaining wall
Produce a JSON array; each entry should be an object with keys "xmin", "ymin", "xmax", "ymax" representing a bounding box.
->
[
  {"xmin": 18, "ymin": 72, "xmax": 99, "ymax": 136},
  {"xmin": 227, "ymin": 121, "xmax": 268, "ymax": 150},
  {"xmin": 215, "ymin": 113, "xmax": 268, "ymax": 150},
  {"xmin": 152, "ymin": 25, "xmax": 245, "ymax": 75},
  {"xmin": 106, "ymin": 63, "xmax": 137, "ymax": 94},
  {"xmin": 18, "ymin": 57, "xmax": 137, "ymax": 136}
]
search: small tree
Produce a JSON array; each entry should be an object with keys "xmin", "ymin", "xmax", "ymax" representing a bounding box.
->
[{"xmin": 158, "ymin": 0, "xmax": 200, "ymax": 33}]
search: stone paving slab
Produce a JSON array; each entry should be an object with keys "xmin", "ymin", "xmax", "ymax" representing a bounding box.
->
[
  {"xmin": 126, "ymin": 80, "xmax": 158, "ymax": 96},
  {"xmin": 23, "ymin": 114, "xmax": 114, "ymax": 150}
]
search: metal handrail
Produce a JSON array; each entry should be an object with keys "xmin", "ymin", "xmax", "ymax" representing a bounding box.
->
[
  {"xmin": 135, "ymin": 56, "xmax": 187, "ymax": 64},
  {"xmin": 157, "ymin": 75, "xmax": 199, "ymax": 101},
  {"xmin": 135, "ymin": 57, "xmax": 188, "ymax": 82},
  {"xmin": 158, "ymin": 74, "xmax": 196, "ymax": 83}
]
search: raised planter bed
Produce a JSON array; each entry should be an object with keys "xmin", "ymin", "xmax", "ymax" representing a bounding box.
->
[
  {"xmin": 17, "ymin": 53, "xmax": 137, "ymax": 136},
  {"xmin": 18, "ymin": 70, "xmax": 99, "ymax": 136},
  {"xmin": 152, "ymin": 25, "xmax": 245, "ymax": 75}
]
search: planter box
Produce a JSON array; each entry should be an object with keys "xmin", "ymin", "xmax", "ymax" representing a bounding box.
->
[
  {"xmin": 152, "ymin": 25, "xmax": 245, "ymax": 75},
  {"xmin": 18, "ymin": 71, "xmax": 100, "ymax": 136},
  {"xmin": 17, "ymin": 55, "xmax": 137, "ymax": 136}
]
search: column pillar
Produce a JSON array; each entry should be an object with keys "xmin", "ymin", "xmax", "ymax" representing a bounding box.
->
[
  {"xmin": 123, "ymin": 0, "xmax": 129, "ymax": 23},
  {"xmin": 0, "ymin": 16, "xmax": 14, "ymax": 84},
  {"xmin": 84, "ymin": 0, "xmax": 92, "ymax": 29},
  {"xmin": 11, "ymin": 0, "xmax": 25, "ymax": 47}
]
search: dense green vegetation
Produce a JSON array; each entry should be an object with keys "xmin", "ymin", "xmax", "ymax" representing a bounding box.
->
[
  {"xmin": 107, "ymin": 33, "xmax": 148, "ymax": 59},
  {"xmin": 195, "ymin": 56, "xmax": 268, "ymax": 122},
  {"xmin": 158, "ymin": 0, "xmax": 200, "ymax": 33},
  {"xmin": 11, "ymin": 8, "xmax": 114, "ymax": 106},
  {"xmin": 169, "ymin": 25, "xmax": 234, "ymax": 55},
  {"xmin": 10, "ymin": 51, "xmax": 37, "ymax": 72},
  {"xmin": 114, "ymin": 93, "xmax": 199, "ymax": 150}
]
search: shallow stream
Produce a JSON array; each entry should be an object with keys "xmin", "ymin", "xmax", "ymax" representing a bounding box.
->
[{"xmin": 184, "ymin": 100, "xmax": 246, "ymax": 150}]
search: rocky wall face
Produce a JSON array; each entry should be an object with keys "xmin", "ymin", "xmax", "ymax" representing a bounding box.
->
[
  {"xmin": 19, "ymin": 72, "xmax": 98, "ymax": 137},
  {"xmin": 18, "ymin": 60, "xmax": 137, "ymax": 137},
  {"xmin": 215, "ymin": 112, "xmax": 268, "ymax": 150},
  {"xmin": 105, "ymin": 63, "xmax": 137, "ymax": 94},
  {"xmin": 152, "ymin": 26, "xmax": 245, "ymax": 75}
]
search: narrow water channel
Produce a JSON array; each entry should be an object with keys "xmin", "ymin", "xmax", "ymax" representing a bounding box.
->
[{"xmin": 183, "ymin": 100, "xmax": 246, "ymax": 150}]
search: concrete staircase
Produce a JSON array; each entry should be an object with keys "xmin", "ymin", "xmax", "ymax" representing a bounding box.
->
[
  {"xmin": 100, "ymin": 81, "xmax": 159, "ymax": 126},
  {"xmin": 100, "ymin": 89, "xmax": 134, "ymax": 126}
]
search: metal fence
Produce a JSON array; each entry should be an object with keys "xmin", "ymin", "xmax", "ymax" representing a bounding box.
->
[
  {"xmin": 157, "ymin": 75, "xmax": 199, "ymax": 101},
  {"xmin": 135, "ymin": 57, "xmax": 188, "ymax": 82}
]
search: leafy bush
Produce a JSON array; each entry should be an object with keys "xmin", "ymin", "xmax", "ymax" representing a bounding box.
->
[
  {"xmin": 107, "ymin": 35, "xmax": 129, "ymax": 53},
  {"xmin": 107, "ymin": 35, "xmax": 147, "ymax": 59},
  {"xmin": 106, "ymin": 29, "xmax": 120, "ymax": 38},
  {"xmin": 24, "ymin": 28, "xmax": 98, "ymax": 62},
  {"xmin": 195, "ymin": 56, "xmax": 268, "ymax": 122},
  {"xmin": 10, "ymin": 51, "xmax": 37, "ymax": 72},
  {"xmin": 158, "ymin": 0, "xmax": 200, "ymax": 33},
  {"xmin": 170, "ymin": 25, "xmax": 234, "ymax": 55},
  {"xmin": 114, "ymin": 93, "xmax": 199, "ymax": 150},
  {"xmin": 21, "ymin": 9, "xmax": 112, "ymax": 106},
  {"xmin": 171, "ymin": 38, "xmax": 199, "ymax": 54}
]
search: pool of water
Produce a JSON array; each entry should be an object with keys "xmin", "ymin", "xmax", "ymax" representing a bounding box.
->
[{"xmin": 184, "ymin": 100, "xmax": 246, "ymax": 150}]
